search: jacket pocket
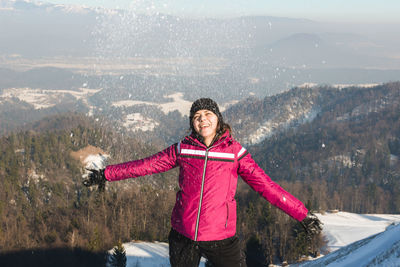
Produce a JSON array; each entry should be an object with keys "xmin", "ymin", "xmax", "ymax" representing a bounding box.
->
[{"xmin": 225, "ymin": 202, "xmax": 229, "ymax": 228}]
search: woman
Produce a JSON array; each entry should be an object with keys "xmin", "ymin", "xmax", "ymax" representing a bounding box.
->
[{"xmin": 83, "ymin": 98, "xmax": 321, "ymax": 267}]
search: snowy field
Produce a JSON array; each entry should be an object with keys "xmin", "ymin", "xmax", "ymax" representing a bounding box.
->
[{"xmin": 110, "ymin": 212, "xmax": 400, "ymax": 267}]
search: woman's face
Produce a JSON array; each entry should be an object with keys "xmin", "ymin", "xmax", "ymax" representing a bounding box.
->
[{"xmin": 192, "ymin": 109, "xmax": 219, "ymax": 145}]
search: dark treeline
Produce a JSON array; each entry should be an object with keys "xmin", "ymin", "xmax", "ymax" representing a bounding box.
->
[{"xmin": 0, "ymin": 248, "xmax": 107, "ymax": 267}]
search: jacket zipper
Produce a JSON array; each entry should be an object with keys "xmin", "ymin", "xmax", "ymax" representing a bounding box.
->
[
  {"xmin": 192, "ymin": 136, "xmax": 228, "ymax": 241},
  {"xmin": 194, "ymin": 147, "xmax": 209, "ymax": 241}
]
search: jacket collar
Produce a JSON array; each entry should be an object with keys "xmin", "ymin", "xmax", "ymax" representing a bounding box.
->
[{"xmin": 186, "ymin": 130, "xmax": 231, "ymax": 149}]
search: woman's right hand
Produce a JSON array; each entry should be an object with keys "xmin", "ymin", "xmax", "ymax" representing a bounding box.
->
[{"xmin": 82, "ymin": 168, "xmax": 106, "ymax": 192}]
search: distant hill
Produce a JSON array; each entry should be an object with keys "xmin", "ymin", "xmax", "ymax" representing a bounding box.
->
[
  {"xmin": 242, "ymin": 82, "xmax": 400, "ymax": 214},
  {"xmin": 226, "ymin": 82, "xmax": 400, "ymax": 145}
]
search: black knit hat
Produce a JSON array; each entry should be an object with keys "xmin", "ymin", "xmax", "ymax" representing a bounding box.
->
[{"xmin": 189, "ymin": 98, "xmax": 224, "ymax": 131}]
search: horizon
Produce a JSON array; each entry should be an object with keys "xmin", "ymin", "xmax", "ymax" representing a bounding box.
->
[{"xmin": 33, "ymin": 0, "xmax": 400, "ymax": 24}]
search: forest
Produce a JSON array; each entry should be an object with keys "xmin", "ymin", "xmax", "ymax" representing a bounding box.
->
[
  {"xmin": 252, "ymin": 82, "xmax": 400, "ymax": 214},
  {"xmin": 0, "ymin": 115, "xmax": 319, "ymax": 266},
  {"xmin": 0, "ymin": 82, "xmax": 399, "ymax": 266}
]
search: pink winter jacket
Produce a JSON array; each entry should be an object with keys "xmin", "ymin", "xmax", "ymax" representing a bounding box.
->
[{"xmin": 104, "ymin": 131, "xmax": 308, "ymax": 241}]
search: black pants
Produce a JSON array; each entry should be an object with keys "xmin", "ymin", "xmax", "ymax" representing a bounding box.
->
[{"xmin": 168, "ymin": 228, "xmax": 246, "ymax": 267}]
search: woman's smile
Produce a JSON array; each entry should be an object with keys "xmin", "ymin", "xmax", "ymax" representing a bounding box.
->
[{"xmin": 192, "ymin": 109, "xmax": 218, "ymax": 146}]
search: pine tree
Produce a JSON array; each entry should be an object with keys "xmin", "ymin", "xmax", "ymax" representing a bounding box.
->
[{"xmin": 109, "ymin": 240, "xmax": 127, "ymax": 267}]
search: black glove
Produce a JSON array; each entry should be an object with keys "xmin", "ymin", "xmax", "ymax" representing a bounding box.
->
[
  {"xmin": 300, "ymin": 212, "xmax": 323, "ymax": 240},
  {"xmin": 83, "ymin": 168, "xmax": 106, "ymax": 192}
]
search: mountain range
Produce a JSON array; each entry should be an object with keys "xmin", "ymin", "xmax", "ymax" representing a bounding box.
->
[
  {"xmin": 2, "ymin": 81, "xmax": 400, "ymax": 212},
  {"xmin": 2, "ymin": 1, "xmax": 400, "ymax": 127},
  {"xmin": 1, "ymin": 0, "xmax": 400, "ymax": 78}
]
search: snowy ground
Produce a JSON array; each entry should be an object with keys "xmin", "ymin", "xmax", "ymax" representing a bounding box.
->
[
  {"xmin": 112, "ymin": 92, "xmax": 193, "ymax": 116},
  {"xmin": 112, "ymin": 92, "xmax": 237, "ymax": 117},
  {"xmin": 297, "ymin": 213, "xmax": 400, "ymax": 267},
  {"xmin": 316, "ymin": 211, "xmax": 400, "ymax": 252},
  {"xmin": 109, "ymin": 212, "xmax": 400, "ymax": 267},
  {"xmin": 0, "ymin": 87, "xmax": 101, "ymax": 110},
  {"xmin": 108, "ymin": 241, "xmax": 206, "ymax": 267}
]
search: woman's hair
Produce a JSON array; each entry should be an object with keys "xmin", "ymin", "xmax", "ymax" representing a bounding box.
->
[{"xmin": 217, "ymin": 121, "xmax": 232, "ymax": 136}]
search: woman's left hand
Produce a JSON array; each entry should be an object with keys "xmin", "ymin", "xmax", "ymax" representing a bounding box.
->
[{"xmin": 301, "ymin": 212, "xmax": 323, "ymax": 240}]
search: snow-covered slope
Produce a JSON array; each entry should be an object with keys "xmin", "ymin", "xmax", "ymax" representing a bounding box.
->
[
  {"xmin": 295, "ymin": 212, "xmax": 400, "ymax": 266},
  {"xmin": 316, "ymin": 212, "xmax": 400, "ymax": 252},
  {"xmin": 299, "ymin": 222, "xmax": 400, "ymax": 266}
]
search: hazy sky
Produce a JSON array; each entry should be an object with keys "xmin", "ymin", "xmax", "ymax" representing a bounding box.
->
[{"xmin": 44, "ymin": 0, "xmax": 400, "ymax": 23}]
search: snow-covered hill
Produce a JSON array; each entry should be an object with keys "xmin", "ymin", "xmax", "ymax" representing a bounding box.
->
[
  {"xmin": 316, "ymin": 212, "xmax": 400, "ymax": 252},
  {"xmin": 302, "ymin": 223, "xmax": 400, "ymax": 266},
  {"xmin": 111, "ymin": 212, "xmax": 400, "ymax": 267},
  {"xmin": 298, "ymin": 213, "xmax": 400, "ymax": 266}
]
